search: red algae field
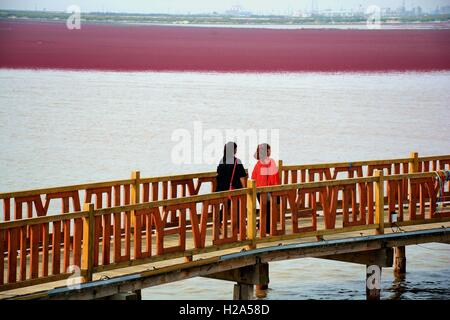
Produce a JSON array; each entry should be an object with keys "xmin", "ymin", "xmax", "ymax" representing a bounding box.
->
[{"xmin": 0, "ymin": 20, "xmax": 449, "ymax": 72}]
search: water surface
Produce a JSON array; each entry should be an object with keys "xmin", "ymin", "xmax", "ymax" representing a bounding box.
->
[{"xmin": 0, "ymin": 69, "xmax": 449, "ymax": 299}]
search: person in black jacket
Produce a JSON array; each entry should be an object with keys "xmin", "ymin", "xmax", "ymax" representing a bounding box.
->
[
  {"xmin": 215, "ymin": 142, "xmax": 247, "ymax": 231},
  {"xmin": 216, "ymin": 142, "xmax": 247, "ymax": 192}
]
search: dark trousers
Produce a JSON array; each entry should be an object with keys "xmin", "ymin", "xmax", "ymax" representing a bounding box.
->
[
  {"xmin": 219, "ymin": 199, "xmax": 240, "ymax": 230},
  {"xmin": 257, "ymin": 193, "xmax": 271, "ymax": 234}
]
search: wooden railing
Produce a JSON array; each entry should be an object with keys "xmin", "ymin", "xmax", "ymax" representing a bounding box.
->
[
  {"xmin": 1, "ymin": 152, "xmax": 449, "ymax": 223},
  {"xmin": 280, "ymin": 152, "xmax": 450, "ymax": 184},
  {"xmin": 0, "ymin": 171, "xmax": 218, "ymax": 222},
  {"xmin": 1, "ymin": 165, "xmax": 449, "ymax": 292},
  {"xmin": 0, "ymin": 171, "xmax": 450, "ymax": 291}
]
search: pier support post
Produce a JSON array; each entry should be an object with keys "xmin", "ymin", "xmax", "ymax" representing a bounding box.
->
[
  {"xmin": 394, "ymin": 246, "xmax": 406, "ymax": 276},
  {"xmin": 203, "ymin": 261, "xmax": 268, "ymax": 300},
  {"xmin": 255, "ymin": 284, "xmax": 268, "ymax": 299},
  {"xmin": 255, "ymin": 262, "xmax": 270, "ymax": 298},
  {"xmin": 107, "ymin": 290, "xmax": 142, "ymax": 300},
  {"xmin": 135, "ymin": 289, "xmax": 142, "ymax": 300},
  {"xmin": 233, "ymin": 284, "xmax": 254, "ymax": 300},
  {"xmin": 366, "ymin": 265, "xmax": 382, "ymax": 300}
]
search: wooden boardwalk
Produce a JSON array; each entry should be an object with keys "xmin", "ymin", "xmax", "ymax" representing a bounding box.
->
[{"xmin": 1, "ymin": 152, "xmax": 449, "ymax": 299}]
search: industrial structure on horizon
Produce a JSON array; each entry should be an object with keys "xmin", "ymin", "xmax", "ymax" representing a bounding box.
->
[{"xmin": 219, "ymin": 1, "xmax": 450, "ymax": 17}]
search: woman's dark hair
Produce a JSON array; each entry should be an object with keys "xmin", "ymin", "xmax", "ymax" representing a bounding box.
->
[
  {"xmin": 223, "ymin": 142, "xmax": 237, "ymax": 164},
  {"xmin": 254, "ymin": 143, "xmax": 271, "ymax": 160}
]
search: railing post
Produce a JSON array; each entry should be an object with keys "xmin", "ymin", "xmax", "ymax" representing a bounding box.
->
[
  {"xmin": 408, "ymin": 151, "xmax": 418, "ymax": 210},
  {"xmin": 246, "ymin": 180, "xmax": 257, "ymax": 250},
  {"xmin": 278, "ymin": 159, "xmax": 283, "ymax": 184},
  {"xmin": 131, "ymin": 171, "xmax": 141, "ymax": 232},
  {"xmin": 374, "ymin": 170, "xmax": 385, "ymax": 235},
  {"xmin": 82, "ymin": 203, "xmax": 95, "ymax": 282},
  {"xmin": 409, "ymin": 151, "xmax": 419, "ymax": 173}
]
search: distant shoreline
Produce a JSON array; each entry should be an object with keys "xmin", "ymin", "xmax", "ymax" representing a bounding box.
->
[
  {"xmin": 1, "ymin": 19, "xmax": 449, "ymax": 73},
  {"xmin": 3, "ymin": 16, "xmax": 450, "ymax": 30},
  {"xmin": 1, "ymin": 9, "xmax": 450, "ymax": 28}
]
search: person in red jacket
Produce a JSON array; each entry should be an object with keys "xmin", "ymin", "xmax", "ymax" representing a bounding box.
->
[{"xmin": 251, "ymin": 143, "xmax": 280, "ymax": 234}]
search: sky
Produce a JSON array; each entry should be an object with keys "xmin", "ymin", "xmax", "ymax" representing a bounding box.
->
[{"xmin": 0, "ymin": 0, "xmax": 449, "ymax": 14}]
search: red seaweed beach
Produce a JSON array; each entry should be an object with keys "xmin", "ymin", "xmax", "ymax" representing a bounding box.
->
[{"xmin": 0, "ymin": 20, "xmax": 449, "ymax": 72}]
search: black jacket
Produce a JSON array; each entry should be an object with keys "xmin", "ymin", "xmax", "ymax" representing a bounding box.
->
[{"xmin": 215, "ymin": 157, "xmax": 247, "ymax": 192}]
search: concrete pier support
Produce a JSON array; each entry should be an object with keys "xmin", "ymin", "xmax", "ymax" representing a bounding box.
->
[
  {"xmin": 203, "ymin": 262, "xmax": 269, "ymax": 301},
  {"xmin": 394, "ymin": 246, "xmax": 406, "ymax": 276},
  {"xmin": 319, "ymin": 248, "xmax": 392, "ymax": 300},
  {"xmin": 233, "ymin": 284, "xmax": 254, "ymax": 300},
  {"xmin": 106, "ymin": 290, "xmax": 142, "ymax": 300},
  {"xmin": 255, "ymin": 284, "xmax": 268, "ymax": 298}
]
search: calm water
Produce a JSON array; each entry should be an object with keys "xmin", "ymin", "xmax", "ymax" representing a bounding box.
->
[{"xmin": 0, "ymin": 69, "xmax": 449, "ymax": 299}]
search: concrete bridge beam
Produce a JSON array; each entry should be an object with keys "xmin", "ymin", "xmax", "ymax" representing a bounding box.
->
[
  {"xmin": 104, "ymin": 289, "xmax": 142, "ymax": 300},
  {"xmin": 204, "ymin": 262, "xmax": 269, "ymax": 300}
]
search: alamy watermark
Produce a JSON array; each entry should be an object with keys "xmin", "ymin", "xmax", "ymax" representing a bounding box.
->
[
  {"xmin": 171, "ymin": 121, "xmax": 280, "ymax": 166},
  {"xmin": 65, "ymin": 265, "xmax": 83, "ymax": 290},
  {"xmin": 366, "ymin": 265, "xmax": 381, "ymax": 290},
  {"xmin": 366, "ymin": 5, "xmax": 381, "ymax": 29},
  {"xmin": 66, "ymin": 5, "xmax": 81, "ymax": 30}
]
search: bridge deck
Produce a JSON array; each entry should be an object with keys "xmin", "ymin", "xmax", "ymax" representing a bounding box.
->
[{"xmin": 2, "ymin": 215, "xmax": 449, "ymax": 300}]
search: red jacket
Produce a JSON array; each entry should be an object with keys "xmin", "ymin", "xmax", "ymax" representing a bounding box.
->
[{"xmin": 251, "ymin": 159, "xmax": 280, "ymax": 187}]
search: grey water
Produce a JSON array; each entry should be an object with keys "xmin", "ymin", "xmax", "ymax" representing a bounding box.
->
[{"xmin": 0, "ymin": 69, "xmax": 449, "ymax": 299}]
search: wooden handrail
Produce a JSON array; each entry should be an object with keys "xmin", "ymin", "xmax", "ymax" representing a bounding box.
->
[
  {"xmin": 1, "ymin": 153, "xmax": 448, "ymax": 201},
  {"xmin": 256, "ymin": 176, "xmax": 378, "ymax": 193},
  {"xmin": 0, "ymin": 211, "xmax": 89, "ymax": 230},
  {"xmin": 0, "ymin": 178, "xmax": 135, "ymax": 200},
  {"xmin": 384, "ymin": 172, "xmax": 436, "ymax": 181},
  {"xmin": 282, "ymin": 158, "xmax": 412, "ymax": 170},
  {"xmin": 0, "ymin": 171, "xmax": 440, "ymax": 230}
]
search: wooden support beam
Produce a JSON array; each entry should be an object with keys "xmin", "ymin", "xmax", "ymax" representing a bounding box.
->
[
  {"xmin": 321, "ymin": 248, "xmax": 393, "ymax": 267},
  {"xmin": 394, "ymin": 246, "xmax": 406, "ymax": 276}
]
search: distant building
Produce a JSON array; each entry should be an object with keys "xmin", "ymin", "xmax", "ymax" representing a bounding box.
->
[
  {"xmin": 225, "ymin": 5, "xmax": 252, "ymax": 17},
  {"xmin": 310, "ymin": 0, "xmax": 319, "ymax": 15},
  {"xmin": 436, "ymin": 5, "xmax": 450, "ymax": 14},
  {"xmin": 414, "ymin": 6, "xmax": 423, "ymax": 16},
  {"xmin": 293, "ymin": 10, "xmax": 311, "ymax": 18}
]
